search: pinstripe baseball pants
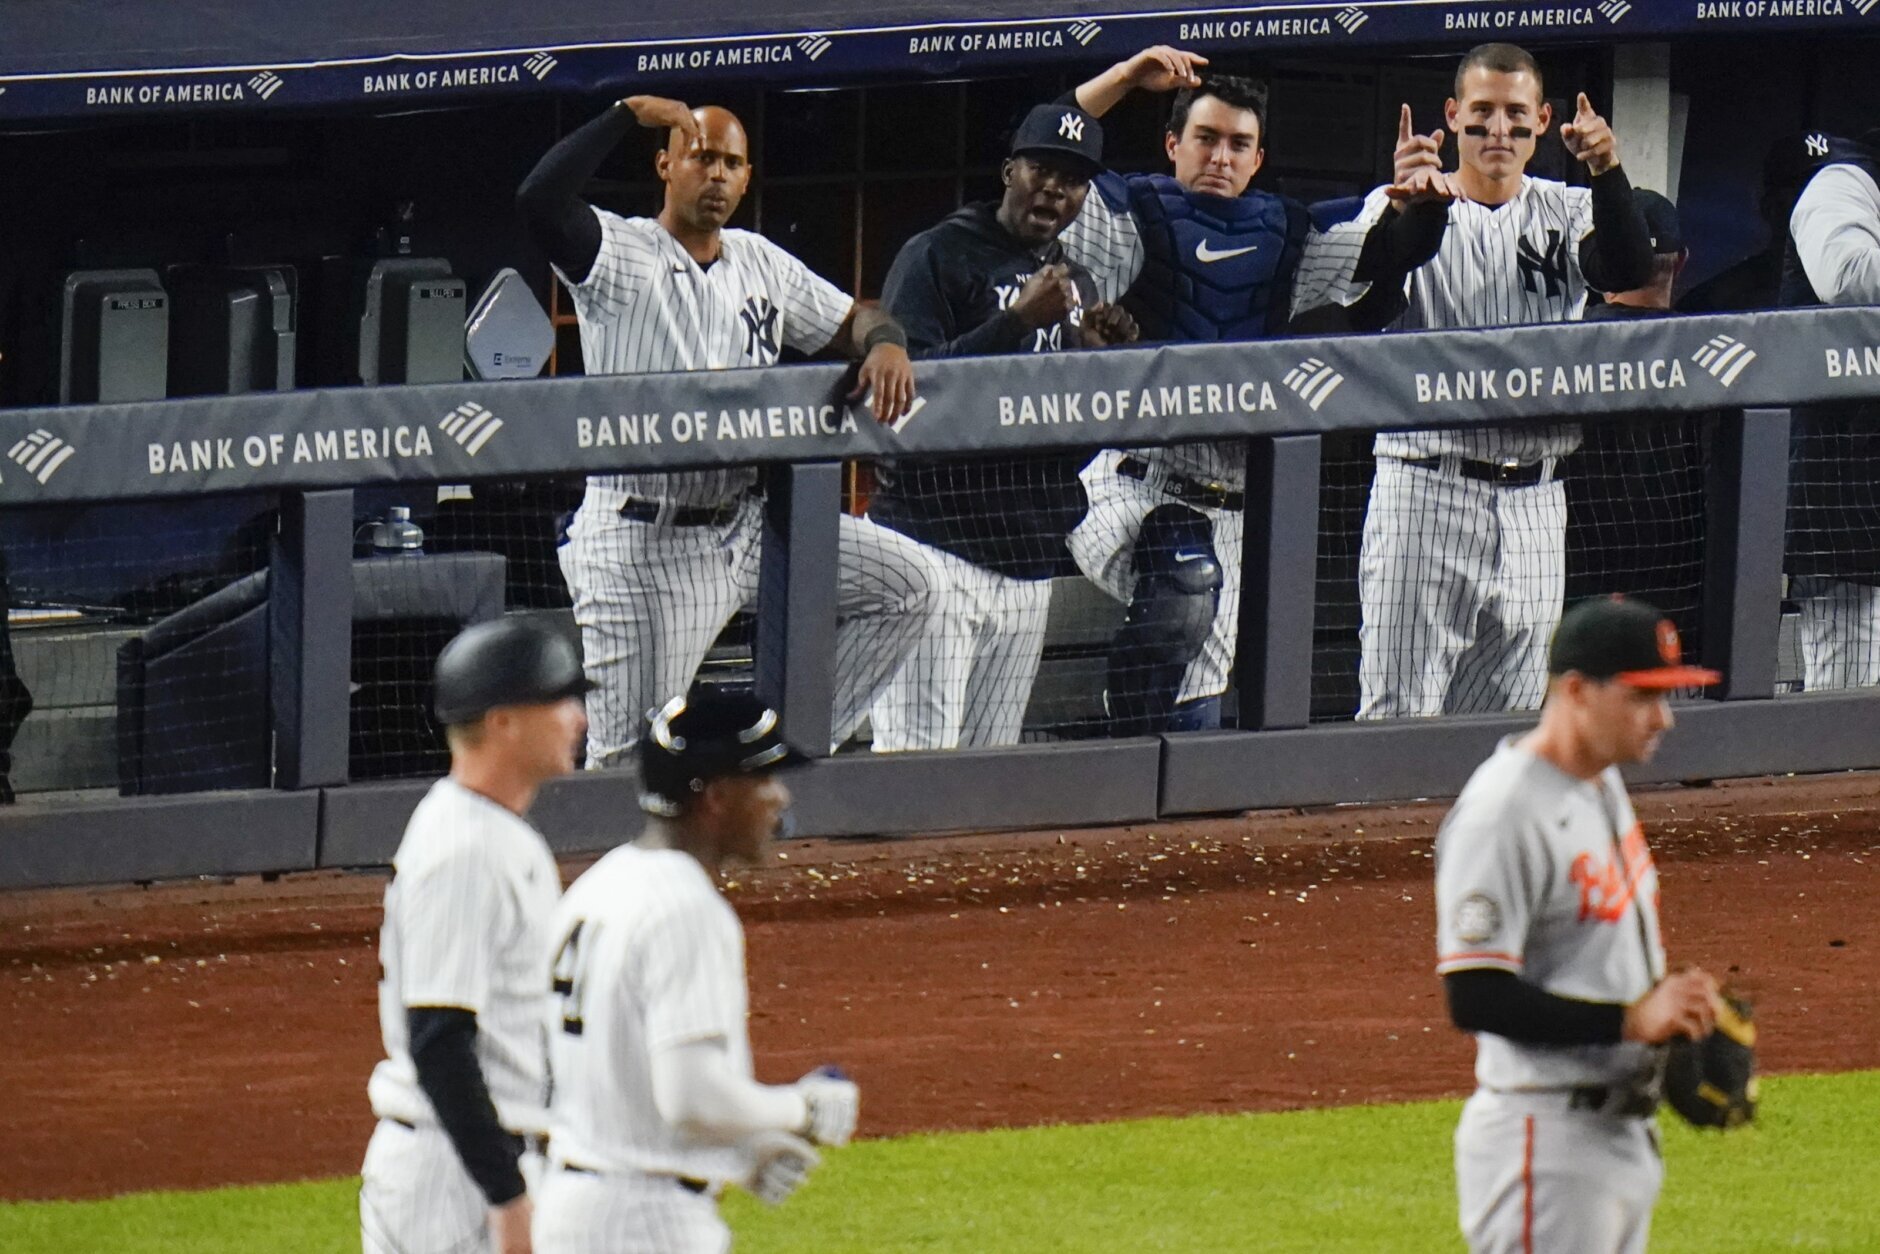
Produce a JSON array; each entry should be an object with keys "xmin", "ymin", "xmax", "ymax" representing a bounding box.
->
[
  {"xmin": 360, "ymin": 1118, "xmax": 545, "ymax": 1254},
  {"xmin": 533, "ymin": 1162, "xmax": 730, "ymax": 1254},
  {"xmin": 558, "ymin": 493, "xmax": 943, "ymax": 764},
  {"xmin": 1792, "ymin": 577, "xmax": 1880, "ymax": 690},
  {"xmin": 1359, "ymin": 458, "xmax": 1566, "ymax": 719},
  {"xmin": 869, "ymin": 543, "xmax": 1052, "ymax": 751}
]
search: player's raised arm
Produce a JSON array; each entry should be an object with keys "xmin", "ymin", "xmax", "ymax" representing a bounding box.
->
[
  {"xmin": 1563, "ymin": 93, "xmax": 1653, "ymax": 294},
  {"xmin": 517, "ymin": 95, "xmax": 703, "ymax": 285},
  {"xmin": 1073, "ymin": 45, "xmax": 1207, "ymax": 118}
]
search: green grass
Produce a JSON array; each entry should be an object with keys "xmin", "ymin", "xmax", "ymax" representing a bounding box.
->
[{"xmin": 5, "ymin": 1073, "xmax": 1876, "ymax": 1252}]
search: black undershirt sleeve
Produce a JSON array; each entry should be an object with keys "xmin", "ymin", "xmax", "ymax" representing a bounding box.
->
[
  {"xmin": 516, "ymin": 103, "xmax": 640, "ymax": 285},
  {"xmin": 1443, "ymin": 969, "xmax": 1627, "ymax": 1047},
  {"xmin": 408, "ymin": 1006, "xmax": 526, "ymax": 1207},
  {"xmin": 1578, "ymin": 166, "xmax": 1653, "ymax": 295},
  {"xmin": 1353, "ymin": 201, "xmax": 1448, "ymax": 284}
]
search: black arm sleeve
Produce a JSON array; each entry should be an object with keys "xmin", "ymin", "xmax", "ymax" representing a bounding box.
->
[
  {"xmin": 516, "ymin": 103, "xmax": 639, "ymax": 286},
  {"xmin": 881, "ymin": 237, "xmax": 1029, "ymax": 360},
  {"xmin": 408, "ymin": 1007, "xmax": 526, "ymax": 1206},
  {"xmin": 1443, "ymin": 969, "xmax": 1627, "ymax": 1047},
  {"xmin": 1353, "ymin": 202, "xmax": 1448, "ymax": 284},
  {"xmin": 1577, "ymin": 166, "xmax": 1653, "ymax": 295}
]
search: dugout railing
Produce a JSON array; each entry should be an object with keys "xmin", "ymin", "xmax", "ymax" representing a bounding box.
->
[{"xmin": 2, "ymin": 307, "xmax": 1878, "ymax": 888}]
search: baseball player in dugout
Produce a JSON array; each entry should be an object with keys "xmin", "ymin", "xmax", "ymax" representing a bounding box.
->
[
  {"xmin": 517, "ymin": 94, "xmax": 942, "ymax": 766},
  {"xmin": 1294, "ymin": 42, "xmax": 1654, "ymax": 721},
  {"xmin": 1780, "ymin": 128, "xmax": 1880, "ymax": 690},
  {"xmin": 1437, "ymin": 595, "xmax": 1726, "ymax": 1253},
  {"xmin": 1057, "ymin": 45, "xmax": 1437, "ymax": 736},
  {"xmin": 361, "ymin": 618, "xmax": 593, "ymax": 1254},
  {"xmin": 533, "ymin": 691, "xmax": 859, "ymax": 1252},
  {"xmin": 866, "ymin": 103, "xmax": 1138, "ymax": 750}
]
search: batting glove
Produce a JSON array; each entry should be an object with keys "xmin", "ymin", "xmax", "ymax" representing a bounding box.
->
[
  {"xmin": 742, "ymin": 1130, "xmax": 820, "ymax": 1206},
  {"xmin": 795, "ymin": 1068, "xmax": 860, "ymax": 1147}
]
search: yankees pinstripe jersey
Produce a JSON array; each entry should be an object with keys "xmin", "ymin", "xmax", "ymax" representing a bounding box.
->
[
  {"xmin": 1435, "ymin": 740, "xmax": 1664, "ymax": 1091},
  {"xmin": 368, "ymin": 778, "xmax": 562, "ymax": 1134},
  {"xmin": 543, "ymin": 844, "xmax": 754, "ymax": 1184},
  {"xmin": 558, "ymin": 210, "xmax": 854, "ymax": 508},
  {"xmin": 1295, "ymin": 178, "xmax": 1595, "ymax": 462}
]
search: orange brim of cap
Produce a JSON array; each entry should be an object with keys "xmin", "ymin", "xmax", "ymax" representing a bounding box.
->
[{"xmin": 1616, "ymin": 665, "xmax": 1723, "ymax": 689}]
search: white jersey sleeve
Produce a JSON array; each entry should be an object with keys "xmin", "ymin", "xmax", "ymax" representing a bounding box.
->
[
  {"xmin": 754, "ymin": 235, "xmax": 854, "ymax": 357},
  {"xmin": 640, "ymin": 895, "xmax": 746, "ymax": 1053},
  {"xmin": 557, "ymin": 207, "xmax": 656, "ymax": 320},
  {"xmin": 1059, "ymin": 173, "xmax": 1146, "ymax": 305},
  {"xmin": 1289, "ymin": 186, "xmax": 1399, "ymax": 320},
  {"xmin": 396, "ymin": 842, "xmax": 507, "ymax": 1011},
  {"xmin": 1434, "ymin": 791, "xmax": 1547, "ymax": 978},
  {"xmin": 1791, "ymin": 163, "xmax": 1880, "ymax": 306}
]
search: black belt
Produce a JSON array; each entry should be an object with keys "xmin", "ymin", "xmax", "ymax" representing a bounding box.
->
[
  {"xmin": 1399, "ymin": 455, "xmax": 1550, "ymax": 488},
  {"xmin": 388, "ymin": 1117, "xmax": 548, "ymax": 1157},
  {"xmin": 561, "ymin": 1162, "xmax": 710, "ymax": 1193},
  {"xmin": 1568, "ymin": 1085, "xmax": 1660, "ymax": 1119},
  {"xmin": 1116, "ymin": 455, "xmax": 1244, "ymax": 512},
  {"xmin": 618, "ymin": 497, "xmax": 742, "ymax": 526}
]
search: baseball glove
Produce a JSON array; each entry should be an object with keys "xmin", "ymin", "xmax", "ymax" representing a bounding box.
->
[{"xmin": 1662, "ymin": 992, "xmax": 1759, "ymax": 1129}]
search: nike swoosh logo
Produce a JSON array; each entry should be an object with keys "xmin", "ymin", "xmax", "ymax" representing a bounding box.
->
[
  {"xmin": 1173, "ymin": 552, "xmax": 1207, "ymax": 563},
  {"xmin": 1195, "ymin": 241, "xmax": 1258, "ymax": 263}
]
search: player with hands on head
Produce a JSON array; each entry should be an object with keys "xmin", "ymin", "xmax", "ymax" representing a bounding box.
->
[
  {"xmin": 1436, "ymin": 595, "xmax": 1727, "ymax": 1253},
  {"xmin": 866, "ymin": 103, "xmax": 1137, "ymax": 751},
  {"xmin": 533, "ymin": 691, "xmax": 860, "ymax": 1252},
  {"xmin": 1292, "ymin": 43, "xmax": 1654, "ymax": 722},
  {"xmin": 1056, "ymin": 46, "xmax": 1443, "ymax": 736},
  {"xmin": 360, "ymin": 618, "xmax": 594, "ymax": 1254},
  {"xmin": 517, "ymin": 93, "xmax": 942, "ymax": 766}
]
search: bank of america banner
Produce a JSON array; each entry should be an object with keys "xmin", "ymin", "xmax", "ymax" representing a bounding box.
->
[
  {"xmin": 1, "ymin": 307, "xmax": 1877, "ymax": 506},
  {"xmin": 0, "ymin": 1, "xmax": 1875, "ymax": 121}
]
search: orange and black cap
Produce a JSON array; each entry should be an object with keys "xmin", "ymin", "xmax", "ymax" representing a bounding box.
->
[{"xmin": 1548, "ymin": 595, "xmax": 1721, "ymax": 690}]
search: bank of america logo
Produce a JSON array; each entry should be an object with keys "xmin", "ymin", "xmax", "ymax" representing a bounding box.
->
[
  {"xmin": 1691, "ymin": 335, "xmax": 1758, "ymax": 388},
  {"xmin": 1068, "ymin": 20, "xmax": 1102, "ymax": 45},
  {"xmin": 1597, "ymin": 0, "xmax": 1630, "ymax": 21},
  {"xmin": 797, "ymin": 35, "xmax": 833, "ymax": 60},
  {"xmin": 1335, "ymin": 7, "xmax": 1369, "ymax": 33},
  {"xmin": 8, "ymin": 430, "xmax": 76, "ymax": 484},
  {"xmin": 1854, "ymin": 0, "xmax": 1877, "ymax": 15},
  {"xmin": 438, "ymin": 402, "xmax": 504, "ymax": 455},
  {"xmin": 1283, "ymin": 358, "xmax": 1345, "ymax": 411},
  {"xmin": 247, "ymin": 71, "xmax": 283, "ymax": 100},
  {"xmin": 523, "ymin": 52, "xmax": 558, "ymax": 81}
]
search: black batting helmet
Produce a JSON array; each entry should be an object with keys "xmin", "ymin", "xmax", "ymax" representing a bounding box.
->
[
  {"xmin": 637, "ymin": 690, "xmax": 807, "ymax": 816},
  {"xmin": 433, "ymin": 617, "xmax": 594, "ymax": 726}
]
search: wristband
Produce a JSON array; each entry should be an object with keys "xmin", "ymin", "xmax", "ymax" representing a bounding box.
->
[{"xmin": 862, "ymin": 323, "xmax": 908, "ymax": 353}]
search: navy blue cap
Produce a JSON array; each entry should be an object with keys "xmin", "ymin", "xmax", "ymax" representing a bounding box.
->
[
  {"xmin": 1011, "ymin": 104, "xmax": 1104, "ymax": 173},
  {"xmin": 1633, "ymin": 189, "xmax": 1683, "ymax": 255}
]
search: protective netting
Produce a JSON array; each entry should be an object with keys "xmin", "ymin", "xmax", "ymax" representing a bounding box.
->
[
  {"xmin": 1784, "ymin": 403, "xmax": 1880, "ymax": 692},
  {"xmin": 1311, "ymin": 416, "xmax": 1712, "ymax": 721}
]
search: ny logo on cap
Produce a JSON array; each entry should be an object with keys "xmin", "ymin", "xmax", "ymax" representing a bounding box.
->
[
  {"xmin": 1058, "ymin": 112, "xmax": 1085, "ymax": 142},
  {"xmin": 1806, "ymin": 133, "xmax": 1830, "ymax": 157}
]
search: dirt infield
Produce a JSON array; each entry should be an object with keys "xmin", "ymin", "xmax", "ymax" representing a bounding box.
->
[{"xmin": 1, "ymin": 771, "xmax": 1875, "ymax": 1202}]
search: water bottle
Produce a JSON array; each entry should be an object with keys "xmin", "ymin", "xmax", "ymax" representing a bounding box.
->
[{"xmin": 369, "ymin": 506, "xmax": 425, "ymax": 556}]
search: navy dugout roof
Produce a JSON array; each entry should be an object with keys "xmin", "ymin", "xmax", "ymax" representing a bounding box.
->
[{"xmin": 0, "ymin": 1, "xmax": 1872, "ymax": 121}]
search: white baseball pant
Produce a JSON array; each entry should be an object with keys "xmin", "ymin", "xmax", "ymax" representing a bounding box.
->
[
  {"xmin": 870, "ymin": 542, "xmax": 1052, "ymax": 751},
  {"xmin": 1455, "ymin": 1089, "xmax": 1663, "ymax": 1254},
  {"xmin": 1066, "ymin": 450, "xmax": 1244, "ymax": 706},
  {"xmin": 1791, "ymin": 576, "xmax": 1880, "ymax": 690},
  {"xmin": 558, "ymin": 493, "xmax": 943, "ymax": 764},
  {"xmin": 1358, "ymin": 457, "xmax": 1566, "ymax": 719},
  {"xmin": 360, "ymin": 1118, "xmax": 545, "ymax": 1254},
  {"xmin": 533, "ymin": 1163, "xmax": 730, "ymax": 1254}
]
